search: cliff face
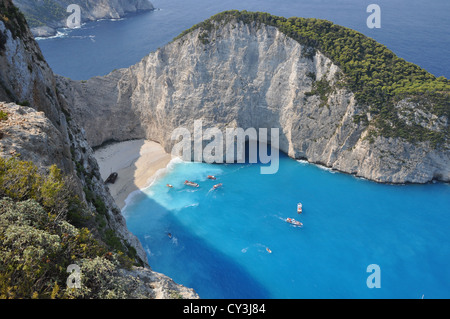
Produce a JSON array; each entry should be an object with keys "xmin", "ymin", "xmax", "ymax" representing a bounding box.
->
[
  {"xmin": 59, "ymin": 19, "xmax": 449, "ymax": 184},
  {"xmin": 1, "ymin": 1, "xmax": 71, "ymax": 171},
  {"xmin": 0, "ymin": 0, "xmax": 197, "ymax": 298},
  {"xmin": 12, "ymin": 0, "xmax": 154, "ymax": 37}
]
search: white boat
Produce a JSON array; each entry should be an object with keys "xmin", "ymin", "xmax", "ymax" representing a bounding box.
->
[
  {"xmin": 297, "ymin": 203, "xmax": 303, "ymax": 214},
  {"xmin": 184, "ymin": 180, "xmax": 199, "ymax": 187},
  {"xmin": 286, "ymin": 218, "xmax": 303, "ymax": 227}
]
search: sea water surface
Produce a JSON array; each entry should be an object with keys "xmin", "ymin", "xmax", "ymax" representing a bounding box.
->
[
  {"xmin": 123, "ymin": 154, "xmax": 450, "ymax": 298},
  {"xmin": 35, "ymin": 0, "xmax": 450, "ymax": 298},
  {"xmin": 37, "ymin": 0, "xmax": 450, "ymax": 80}
]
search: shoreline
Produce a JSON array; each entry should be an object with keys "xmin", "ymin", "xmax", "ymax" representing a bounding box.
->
[
  {"xmin": 93, "ymin": 139, "xmax": 172, "ymax": 209},
  {"xmin": 33, "ymin": 9, "xmax": 156, "ymax": 39}
]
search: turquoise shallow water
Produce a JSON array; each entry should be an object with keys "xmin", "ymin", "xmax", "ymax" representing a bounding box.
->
[
  {"xmin": 123, "ymin": 153, "xmax": 450, "ymax": 299},
  {"xmin": 34, "ymin": 0, "xmax": 450, "ymax": 298}
]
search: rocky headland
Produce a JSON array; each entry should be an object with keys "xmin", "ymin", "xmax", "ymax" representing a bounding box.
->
[
  {"xmin": 0, "ymin": 0, "xmax": 196, "ymax": 299},
  {"xmin": 58, "ymin": 11, "xmax": 449, "ymax": 184},
  {"xmin": 0, "ymin": 2, "xmax": 449, "ymax": 299},
  {"xmin": 12, "ymin": 0, "xmax": 154, "ymax": 37}
]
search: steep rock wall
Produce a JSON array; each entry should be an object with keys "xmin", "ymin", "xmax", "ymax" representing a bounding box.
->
[
  {"xmin": 59, "ymin": 20, "xmax": 450, "ymax": 184},
  {"xmin": 1, "ymin": 0, "xmax": 197, "ymax": 298},
  {"xmin": 13, "ymin": 0, "xmax": 154, "ymax": 37}
]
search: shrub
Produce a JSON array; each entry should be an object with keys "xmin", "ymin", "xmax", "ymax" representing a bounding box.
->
[
  {"xmin": 0, "ymin": 198, "xmax": 105, "ymax": 298},
  {"xmin": 0, "ymin": 157, "xmax": 72, "ymax": 215},
  {"xmin": 64, "ymin": 256, "xmax": 147, "ymax": 299},
  {"xmin": 0, "ymin": 157, "xmax": 142, "ymax": 298},
  {"xmin": 0, "ymin": 110, "xmax": 8, "ymax": 121}
]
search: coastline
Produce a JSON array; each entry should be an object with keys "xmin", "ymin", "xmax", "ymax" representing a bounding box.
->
[
  {"xmin": 93, "ymin": 139, "xmax": 172, "ymax": 209},
  {"xmin": 32, "ymin": 9, "xmax": 156, "ymax": 39}
]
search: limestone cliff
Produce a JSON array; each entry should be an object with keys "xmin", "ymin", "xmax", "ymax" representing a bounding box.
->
[
  {"xmin": 13, "ymin": 0, "xmax": 154, "ymax": 37},
  {"xmin": 0, "ymin": 0, "xmax": 197, "ymax": 298},
  {"xmin": 58, "ymin": 13, "xmax": 449, "ymax": 184}
]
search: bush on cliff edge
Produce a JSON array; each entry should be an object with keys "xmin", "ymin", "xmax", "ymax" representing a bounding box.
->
[{"xmin": 0, "ymin": 157, "xmax": 141, "ymax": 299}]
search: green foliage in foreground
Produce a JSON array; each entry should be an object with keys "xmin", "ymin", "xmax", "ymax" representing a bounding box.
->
[
  {"xmin": 175, "ymin": 10, "xmax": 450, "ymax": 147},
  {"xmin": 0, "ymin": 157, "xmax": 140, "ymax": 299},
  {"xmin": 0, "ymin": 157, "xmax": 70, "ymax": 214}
]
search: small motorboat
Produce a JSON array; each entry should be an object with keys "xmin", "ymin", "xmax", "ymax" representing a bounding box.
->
[
  {"xmin": 266, "ymin": 247, "xmax": 272, "ymax": 254},
  {"xmin": 207, "ymin": 175, "xmax": 217, "ymax": 180},
  {"xmin": 166, "ymin": 184, "xmax": 173, "ymax": 188},
  {"xmin": 297, "ymin": 203, "xmax": 303, "ymax": 214},
  {"xmin": 286, "ymin": 218, "xmax": 303, "ymax": 227},
  {"xmin": 105, "ymin": 172, "xmax": 118, "ymax": 184},
  {"xmin": 184, "ymin": 180, "xmax": 199, "ymax": 187},
  {"xmin": 213, "ymin": 183, "xmax": 223, "ymax": 190}
]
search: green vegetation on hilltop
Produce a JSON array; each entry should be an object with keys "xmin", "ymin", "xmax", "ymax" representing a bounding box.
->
[
  {"xmin": 175, "ymin": 10, "xmax": 450, "ymax": 147},
  {"xmin": 17, "ymin": 0, "xmax": 66, "ymax": 28},
  {"xmin": 0, "ymin": 157, "xmax": 140, "ymax": 298}
]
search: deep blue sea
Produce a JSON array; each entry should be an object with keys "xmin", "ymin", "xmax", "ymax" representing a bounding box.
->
[
  {"xmin": 38, "ymin": 0, "xmax": 450, "ymax": 80},
  {"xmin": 36, "ymin": 0, "xmax": 450, "ymax": 298}
]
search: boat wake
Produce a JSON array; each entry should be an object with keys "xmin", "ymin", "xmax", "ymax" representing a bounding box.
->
[
  {"xmin": 183, "ymin": 203, "xmax": 199, "ymax": 209},
  {"xmin": 241, "ymin": 243, "xmax": 272, "ymax": 254}
]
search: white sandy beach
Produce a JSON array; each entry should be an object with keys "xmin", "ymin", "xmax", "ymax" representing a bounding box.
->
[{"xmin": 93, "ymin": 139, "xmax": 172, "ymax": 209}]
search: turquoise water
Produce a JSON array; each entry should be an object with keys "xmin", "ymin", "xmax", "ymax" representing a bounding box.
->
[
  {"xmin": 123, "ymin": 153, "xmax": 450, "ymax": 298},
  {"xmin": 34, "ymin": 0, "xmax": 450, "ymax": 299}
]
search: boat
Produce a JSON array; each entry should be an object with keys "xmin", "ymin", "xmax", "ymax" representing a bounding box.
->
[
  {"xmin": 166, "ymin": 184, "xmax": 173, "ymax": 188},
  {"xmin": 207, "ymin": 175, "xmax": 217, "ymax": 180},
  {"xmin": 105, "ymin": 172, "xmax": 118, "ymax": 184},
  {"xmin": 286, "ymin": 218, "xmax": 303, "ymax": 227},
  {"xmin": 297, "ymin": 203, "xmax": 303, "ymax": 214},
  {"xmin": 213, "ymin": 183, "xmax": 223, "ymax": 190},
  {"xmin": 266, "ymin": 247, "xmax": 272, "ymax": 254},
  {"xmin": 184, "ymin": 180, "xmax": 199, "ymax": 187}
]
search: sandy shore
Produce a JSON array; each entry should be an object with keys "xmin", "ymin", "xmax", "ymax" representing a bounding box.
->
[{"xmin": 94, "ymin": 139, "xmax": 172, "ymax": 209}]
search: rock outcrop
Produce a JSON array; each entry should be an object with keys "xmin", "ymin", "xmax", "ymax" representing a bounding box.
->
[
  {"xmin": 13, "ymin": 0, "xmax": 154, "ymax": 37},
  {"xmin": 1, "ymin": 2, "xmax": 448, "ymax": 297},
  {"xmin": 1, "ymin": 0, "xmax": 197, "ymax": 298},
  {"xmin": 58, "ymin": 16, "xmax": 449, "ymax": 184}
]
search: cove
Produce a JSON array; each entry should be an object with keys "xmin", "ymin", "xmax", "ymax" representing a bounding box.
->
[{"xmin": 123, "ymin": 152, "xmax": 450, "ymax": 299}]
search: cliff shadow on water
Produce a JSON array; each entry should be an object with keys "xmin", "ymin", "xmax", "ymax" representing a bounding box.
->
[{"xmin": 124, "ymin": 191, "xmax": 272, "ymax": 299}]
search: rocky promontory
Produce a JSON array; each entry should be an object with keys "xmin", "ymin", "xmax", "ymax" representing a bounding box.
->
[
  {"xmin": 12, "ymin": 0, "xmax": 154, "ymax": 37},
  {"xmin": 1, "ymin": 0, "xmax": 197, "ymax": 299},
  {"xmin": 1, "ymin": 2, "xmax": 449, "ymax": 298},
  {"xmin": 58, "ymin": 11, "xmax": 449, "ymax": 184}
]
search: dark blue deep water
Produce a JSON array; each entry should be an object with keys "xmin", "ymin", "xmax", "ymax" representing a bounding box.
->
[
  {"xmin": 37, "ymin": 0, "xmax": 450, "ymax": 80},
  {"xmin": 36, "ymin": 0, "xmax": 450, "ymax": 298}
]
